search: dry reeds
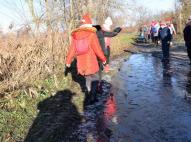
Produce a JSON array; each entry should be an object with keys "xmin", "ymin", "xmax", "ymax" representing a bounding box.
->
[
  {"xmin": 0, "ymin": 32, "xmax": 69, "ymax": 95},
  {"xmin": 0, "ymin": 32, "xmax": 134, "ymax": 97}
]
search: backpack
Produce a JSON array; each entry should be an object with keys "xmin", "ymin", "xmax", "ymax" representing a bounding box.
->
[
  {"xmin": 73, "ymin": 37, "xmax": 89, "ymax": 55},
  {"xmin": 160, "ymin": 27, "xmax": 169, "ymax": 40},
  {"xmin": 151, "ymin": 26, "xmax": 157, "ymax": 33}
]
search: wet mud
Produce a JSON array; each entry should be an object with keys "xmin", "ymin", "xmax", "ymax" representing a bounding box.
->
[
  {"xmin": 68, "ymin": 53, "xmax": 191, "ymax": 142},
  {"xmin": 25, "ymin": 50, "xmax": 191, "ymax": 142},
  {"xmin": 72, "ymin": 52, "xmax": 191, "ymax": 142},
  {"xmin": 109, "ymin": 54, "xmax": 191, "ymax": 142}
]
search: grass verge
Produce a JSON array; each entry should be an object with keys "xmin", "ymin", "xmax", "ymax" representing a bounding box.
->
[{"xmin": 0, "ymin": 32, "xmax": 135, "ymax": 142}]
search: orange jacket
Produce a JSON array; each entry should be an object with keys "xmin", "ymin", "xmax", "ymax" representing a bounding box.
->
[{"xmin": 66, "ymin": 27, "xmax": 106, "ymax": 76}]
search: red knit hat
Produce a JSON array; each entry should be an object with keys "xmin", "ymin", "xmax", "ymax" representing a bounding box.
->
[
  {"xmin": 151, "ymin": 20, "xmax": 157, "ymax": 26},
  {"xmin": 165, "ymin": 18, "xmax": 172, "ymax": 23},
  {"xmin": 160, "ymin": 22, "xmax": 166, "ymax": 27},
  {"xmin": 81, "ymin": 13, "xmax": 92, "ymax": 24}
]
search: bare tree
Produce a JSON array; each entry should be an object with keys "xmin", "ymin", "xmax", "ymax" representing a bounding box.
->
[{"xmin": 173, "ymin": 0, "xmax": 191, "ymax": 34}]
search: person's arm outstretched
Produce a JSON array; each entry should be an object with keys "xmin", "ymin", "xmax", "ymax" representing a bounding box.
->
[{"xmin": 103, "ymin": 27, "xmax": 122, "ymax": 37}]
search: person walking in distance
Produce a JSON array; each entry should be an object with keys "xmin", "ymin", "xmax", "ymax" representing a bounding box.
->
[
  {"xmin": 65, "ymin": 13, "xmax": 108, "ymax": 104},
  {"xmin": 166, "ymin": 18, "xmax": 176, "ymax": 47},
  {"xmin": 166, "ymin": 18, "xmax": 176, "ymax": 37},
  {"xmin": 158, "ymin": 22, "xmax": 172, "ymax": 63},
  {"xmin": 183, "ymin": 16, "xmax": 191, "ymax": 65},
  {"xmin": 150, "ymin": 21, "xmax": 160, "ymax": 46}
]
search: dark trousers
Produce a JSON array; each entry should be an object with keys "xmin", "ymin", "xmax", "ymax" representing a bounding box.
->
[
  {"xmin": 106, "ymin": 47, "xmax": 110, "ymax": 64},
  {"xmin": 84, "ymin": 74, "xmax": 99, "ymax": 105},
  {"xmin": 162, "ymin": 40, "xmax": 170, "ymax": 59},
  {"xmin": 85, "ymin": 74, "xmax": 99, "ymax": 92},
  {"xmin": 186, "ymin": 42, "xmax": 191, "ymax": 62},
  {"xmin": 154, "ymin": 36, "xmax": 159, "ymax": 45}
]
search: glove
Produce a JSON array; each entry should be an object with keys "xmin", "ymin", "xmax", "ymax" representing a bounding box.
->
[
  {"xmin": 93, "ymin": 25, "xmax": 102, "ymax": 31},
  {"xmin": 64, "ymin": 66, "xmax": 71, "ymax": 76},
  {"xmin": 103, "ymin": 64, "xmax": 110, "ymax": 73},
  {"xmin": 113, "ymin": 27, "xmax": 122, "ymax": 33}
]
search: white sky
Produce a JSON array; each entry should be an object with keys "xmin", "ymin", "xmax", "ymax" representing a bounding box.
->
[
  {"xmin": 138, "ymin": 0, "xmax": 176, "ymax": 14},
  {"xmin": 0, "ymin": 0, "xmax": 176, "ymax": 33},
  {"xmin": 0, "ymin": 0, "xmax": 31, "ymax": 33}
]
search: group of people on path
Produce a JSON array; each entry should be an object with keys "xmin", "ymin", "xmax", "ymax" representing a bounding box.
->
[
  {"xmin": 139, "ymin": 19, "xmax": 176, "ymax": 46},
  {"xmin": 65, "ymin": 13, "xmax": 191, "ymax": 104},
  {"xmin": 159, "ymin": 16, "xmax": 191, "ymax": 64},
  {"xmin": 65, "ymin": 13, "xmax": 121, "ymax": 104},
  {"xmin": 139, "ymin": 17, "xmax": 191, "ymax": 65}
]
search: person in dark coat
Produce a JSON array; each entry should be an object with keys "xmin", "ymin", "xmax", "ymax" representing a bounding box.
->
[
  {"xmin": 158, "ymin": 22, "xmax": 172, "ymax": 62},
  {"xmin": 183, "ymin": 16, "xmax": 191, "ymax": 65},
  {"xmin": 93, "ymin": 25, "xmax": 121, "ymax": 62},
  {"xmin": 93, "ymin": 24, "xmax": 121, "ymax": 86}
]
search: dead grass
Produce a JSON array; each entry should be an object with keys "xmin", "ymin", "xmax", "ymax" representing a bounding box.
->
[
  {"xmin": 0, "ymin": 32, "xmax": 135, "ymax": 97},
  {"xmin": 0, "ymin": 31, "xmax": 135, "ymax": 142},
  {"xmin": 0, "ymin": 32, "xmax": 69, "ymax": 96}
]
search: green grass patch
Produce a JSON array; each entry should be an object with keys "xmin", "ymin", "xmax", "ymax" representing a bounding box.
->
[
  {"xmin": 111, "ymin": 32, "xmax": 136, "ymax": 57},
  {"xmin": 0, "ymin": 73, "xmax": 84, "ymax": 142},
  {"xmin": 117, "ymin": 33, "xmax": 136, "ymax": 46}
]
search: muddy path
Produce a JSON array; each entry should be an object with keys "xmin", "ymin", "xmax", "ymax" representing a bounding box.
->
[
  {"xmin": 109, "ymin": 53, "xmax": 191, "ymax": 142},
  {"xmin": 25, "ymin": 43, "xmax": 191, "ymax": 142},
  {"xmin": 77, "ymin": 43, "xmax": 191, "ymax": 142}
]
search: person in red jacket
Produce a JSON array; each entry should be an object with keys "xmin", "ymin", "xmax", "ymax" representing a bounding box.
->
[{"xmin": 66, "ymin": 13, "xmax": 108, "ymax": 103}]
